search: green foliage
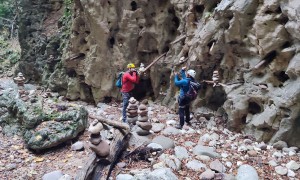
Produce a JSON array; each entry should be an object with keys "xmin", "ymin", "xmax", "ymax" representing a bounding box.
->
[
  {"xmin": 58, "ymin": 0, "xmax": 73, "ymax": 51},
  {"xmin": 0, "ymin": 35, "xmax": 20, "ymax": 64},
  {"xmin": 0, "ymin": 0, "xmax": 13, "ymax": 19}
]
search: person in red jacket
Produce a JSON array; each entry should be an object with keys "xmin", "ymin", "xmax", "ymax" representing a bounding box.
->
[{"xmin": 121, "ymin": 63, "xmax": 139, "ymax": 122}]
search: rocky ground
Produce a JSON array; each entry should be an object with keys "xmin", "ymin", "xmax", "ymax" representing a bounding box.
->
[{"xmin": 0, "ymin": 78, "xmax": 300, "ymax": 180}]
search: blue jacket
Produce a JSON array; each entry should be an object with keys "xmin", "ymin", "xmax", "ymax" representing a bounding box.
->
[{"xmin": 174, "ymin": 69, "xmax": 193, "ymax": 97}]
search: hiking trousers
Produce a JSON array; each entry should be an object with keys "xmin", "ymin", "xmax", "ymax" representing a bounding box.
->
[
  {"xmin": 178, "ymin": 95, "xmax": 191, "ymax": 126},
  {"xmin": 122, "ymin": 92, "xmax": 131, "ymax": 122}
]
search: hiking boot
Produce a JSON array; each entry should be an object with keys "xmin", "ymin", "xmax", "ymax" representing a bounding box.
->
[
  {"xmin": 175, "ymin": 124, "xmax": 183, "ymax": 129},
  {"xmin": 186, "ymin": 121, "xmax": 192, "ymax": 126}
]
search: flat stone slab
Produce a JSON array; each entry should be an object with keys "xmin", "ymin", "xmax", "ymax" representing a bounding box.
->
[{"xmin": 152, "ymin": 135, "xmax": 175, "ymax": 150}]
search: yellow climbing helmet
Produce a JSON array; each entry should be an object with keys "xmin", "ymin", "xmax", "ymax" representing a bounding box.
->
[{"xmin": 127, "ymin": 63, "xmax": 135, "ymax": 68}]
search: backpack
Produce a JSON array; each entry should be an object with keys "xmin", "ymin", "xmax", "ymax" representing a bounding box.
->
[
  {"xmin": 115, "ymin": 72, "xmax": 124, "ymax": 88},
  {"xmin": 185, "ymin": 79, "xmax": 201, "ymax": 100}
]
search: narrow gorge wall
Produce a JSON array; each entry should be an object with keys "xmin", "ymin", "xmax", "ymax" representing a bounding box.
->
[{"xmin": 18, "ymin": 0, "xmax": 300, "ymax": 147}]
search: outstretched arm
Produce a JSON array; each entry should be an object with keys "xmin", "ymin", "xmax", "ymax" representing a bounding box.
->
[{"xmin": 174, "ymin": 74, "xmax": 187, "ymax": 87}]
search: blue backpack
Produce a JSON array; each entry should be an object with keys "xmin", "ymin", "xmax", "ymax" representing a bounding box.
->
[
  {"xmin": 116, "ymin": 72, "xmax": 124, "ymax": 88},
  {"xmin": 186, "ymin": 80, "xmax": 201, "ymax": 100}
]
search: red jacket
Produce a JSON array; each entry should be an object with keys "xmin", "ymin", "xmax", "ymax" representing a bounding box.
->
[{"xmin": 121, "ymin": 71, "xmax": 139, "ymax": 92}]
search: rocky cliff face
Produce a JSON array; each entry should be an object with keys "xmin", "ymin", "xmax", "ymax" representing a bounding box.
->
[{"xmin": 18, "ymin": 0, "xmax": 300, "ymax": 147}]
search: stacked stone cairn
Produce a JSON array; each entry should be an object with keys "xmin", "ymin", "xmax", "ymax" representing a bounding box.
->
[
  {"xmin": 88, "ymin": 120, "xmax": 110, "ymax": 157},
  {"xmin": 13, "ymin": 72, "xmax": 29, "ymax": 100},
  {"xmin": 212, "ymin": 70, "xmax": 220, "ymax": 87},
  {"xmin": 126, "ymin": 97, "xmax": 139, "ymax": 125},
  {"xmin": 136, "ymin": 102, "xmax": 152, "ymax": 136},
  {"xmin": 13, "ymin": 72, "xmax": 25, "ymax": 87}
]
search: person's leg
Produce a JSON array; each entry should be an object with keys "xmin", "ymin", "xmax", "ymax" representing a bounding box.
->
[
  {"xmin": 179, "ymin": 106, "xmax": 185, "ymax": 126},
  {"xmin": 185, "ymin": 104, "xmax": 191, "ymax": 125},
  {"xmin": 122, "ymin": 92, "xmax": 130, "ymax": 122},
  {"xmin": 176, "ymin": 96, "xmax": 185, "ymax": 129}
]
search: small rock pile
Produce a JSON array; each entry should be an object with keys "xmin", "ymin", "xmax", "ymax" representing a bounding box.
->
[
  {"xmin": 212, "ymin": 70, "xmax": 219, "ymax": 87},
  {"xmin": 88, "ymin": 120, "xmax": 110, "ymax": 157},
  {"xmin": 136, "ymin": 102, "xmax": 152, "ymax": 136},
  {"xmin": 13, "ymin": 72, "xmax": 25, "ymax": 87},
  {"xmin": 127, "ymin": 97, "xmax": 139, "ymax": 125}
]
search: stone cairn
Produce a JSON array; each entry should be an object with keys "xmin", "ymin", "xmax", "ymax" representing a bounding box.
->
[
  {"xmin": 13, "ymin": 72, "xmax": 28, "ymax": 100},
  {"xmin": 88, "ymin": 120, "xmax": 110, "ymax": 157},
  {"xmin": 14, "ymin": 72, "xmax": 25, "ymax": 88},
  {"xmin": 212, "ymin": 70, "xmax": 220, "ymax": 87},
  {"xmin": 136, "ymin": 101, "xmax": 152, "ymax": 136},
  {"xmin": 126, "ymin": 97, "xmax": 139, "ymax": 125}
]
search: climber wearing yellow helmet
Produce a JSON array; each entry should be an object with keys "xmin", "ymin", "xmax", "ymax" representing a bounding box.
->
[{"xmin": 121, "ymin": 63, "xmax": 139, "ymax": 122}]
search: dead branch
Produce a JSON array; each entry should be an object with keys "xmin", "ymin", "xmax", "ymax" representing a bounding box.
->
[
  {"xmin": 170, "ymin": 35, "xmax": 186, "ymax": 45},
  {"xmin": 203, "ymin": 80, "xmax": 227, "ymax": 87},
  {"xmin": 143, "ymin": 53, "xmax": 167, "ymax": 72},
  {"xmin": 89, "ymin": 115, "xmax": 130, "ymax": 133}
]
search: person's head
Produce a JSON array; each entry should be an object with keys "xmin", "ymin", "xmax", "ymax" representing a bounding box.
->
[
  {"xmin": 127, "ymin": 63, "xmax": 136, "ymax": 72},
  {"xmin": 186, "ymin": 69, "xmax": 196, "ymax": 78}
]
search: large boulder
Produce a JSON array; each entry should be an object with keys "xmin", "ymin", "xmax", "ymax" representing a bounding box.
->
[{"xmin": 0, "ymin": 86, "xmax": 88, "ymax": 150}]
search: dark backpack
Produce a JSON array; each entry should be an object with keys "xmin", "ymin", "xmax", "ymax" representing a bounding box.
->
[
  {"xmin": 115, "ymin": 72, "xmax": 124, "ymax": 88},
  {"xmin": 185, "ymin": 79, "xmax": 201, "ymax": 100}
]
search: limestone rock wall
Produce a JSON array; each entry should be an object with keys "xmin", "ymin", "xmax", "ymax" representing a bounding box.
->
[{"xmin": 18, "ymin": 0, "xmax": 300, "ymax": 146}]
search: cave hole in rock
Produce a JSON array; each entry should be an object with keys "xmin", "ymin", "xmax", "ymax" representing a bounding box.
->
[
  {"xmin": 103, "ymin": 96, "xmax": 112, "ymax": 103},
  {"xmin": 258, "ymin": 127, "xmax": 271, "ymax": 132},
  {"xmin": 277, "ymin": 15, "xmax": 289, "ymax": 25},
  {"xmin": 241, "ymin": 115, "xmax": 247, "ymax": 124},
  {"xmin": 226, "ymin": 13, "xmax": 234, "ymax": 20},
  {"xmin": 207, "ymin": 0, "xmax": 221, "ymax": 12},
  {"xmin": 80, "ymin": 82, "xmax": 95, "ymax": 103},
  {"xmin": 263, "ymin": 50, "xmax": 277, "ymax": 64},
  {"xmin": 80, "ymin": 38, "xmax": 88, "ymax": 45},
  {"xmin": 73, "ymin": 53, "xmax": 86, "ymax": 61},
  {"xmin": 248, "ymin": 101, "xmax": 262, "ymax": 114},
  {"xmin": 108, "ymin": 36, "xmax": 115, "ymax": 48},
  {"xmin": 66, "ymin": 69, "xmax": 77, "ymax": 77},
  {"xmin": 194, "ymin": 5, "xmax": 204, "ymax": 14},
  {"xmin": 264, "ymin": 10, "xmax": 273, "ymax": 14},
  {"xmin": 274, "ymin": 71, "xmax": 289, "ymax": 83},
  {"xmin": 206, "ymin": 87, "xmax": 227, "ymax": 111},
  {"xmin": 85, "ymin": 31, "xmax": 90, "ymax": 34},
  {"xmin": 130, "ymin": 1, "xmax": 137, "ymax": 11},
  {"xmin": 73, "ymin": 31, "xmax": 79, "ymax": 36},
  {"xmin": 207, "ymin": 40, "xmax": 216, "ymax": 48},
  {"xmin": 131, "ymin": 78, "xmax": 154, "ymax": 101},
  {"xmin": 275, "ymin": 7, "xmax": 282, "ymax": 14},
  {"xmin": 168, "ymin": 7, "xmax": 175, "ymax": 14},
  {"xmin": 172, "ymin": 16, "xmax": 180, "ymax": 29},
  {"xmin": 281, "ymin": 41, "xmax": 292, "ymax": 49},
  {"xmin": 52, "ymin": 42, "xmax": 60, "ymax": 51},
  {"xmin": 162, "ymin": 45, "xmax": 170, "ymax": 53}
]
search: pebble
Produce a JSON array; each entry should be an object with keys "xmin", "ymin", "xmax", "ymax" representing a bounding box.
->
[
  {"xmin": 275, "ymin": 166, "xmax": 288, "ymax": 175},
  {"xmin": 287, "ymin": 169, "xmax": 295, "ymax": 177},
  {"xmin": 226, "ymin": 161, "xmax": 232, "ymax": 168},
  {"xmin": 268, "ymin": 160, "xmax": 278, "ymax": 167},
  {"xmin": 6, "ymin": 163, "xmax": 17, "ymax": 170},
  {"xmin": 286, "ymin": 160, "xmax": 300, "ymax": 170}
]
